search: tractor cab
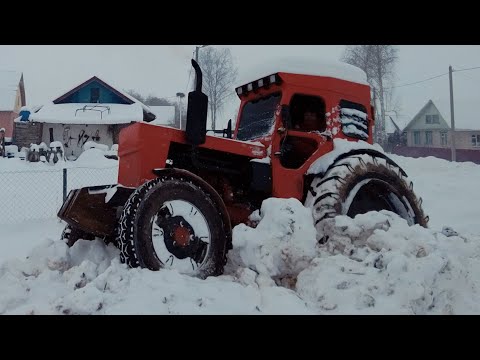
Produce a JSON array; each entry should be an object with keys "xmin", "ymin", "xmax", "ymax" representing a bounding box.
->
[{"xmin": 231, "ymin": 65, "xmax": 373, "ymax": 199}]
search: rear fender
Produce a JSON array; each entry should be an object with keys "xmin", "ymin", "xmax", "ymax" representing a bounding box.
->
[
  {"xmin": 327, "ymin": 149, "xmax": 407, "ymax": 177},
  {"xmin": 58, "ymin": 185, "xmax": 134, "ymax": 237}
]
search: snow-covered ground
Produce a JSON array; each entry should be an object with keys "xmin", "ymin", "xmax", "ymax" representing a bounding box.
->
[{"xmin": 1, "ymin": 153, "xmax": 479, "ymax": 314}]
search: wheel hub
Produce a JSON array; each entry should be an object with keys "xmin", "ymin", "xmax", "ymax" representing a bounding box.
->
[
  {"xmin": 151, "ymin": 200, "xmax": 212, "ymax": 272},
  {"xmin": 173, "ymin": 225, "xmax": 191, "ymax": 247}
]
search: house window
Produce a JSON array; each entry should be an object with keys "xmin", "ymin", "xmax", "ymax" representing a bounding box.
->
[
  {"xmin": 472, "ymin": 134, "xmax": 480, "ymax": 147},
  {"xmin": 441, "ymin": 132, "xmax": 448, "ymax": 146},
  {"xmin": 90, "ymin": 88, "xmax": 100, "ymax": 103},
  {"xmin": 426, "ymin": 114, "xmax": 439, "ymax": 124},
  {"xmin": 414, "ymin": 131, "xmax": 420, "ymax": 145},
  {"xmin": 425, "ymin": 131, "xmax": 433, "ymax": 145}
]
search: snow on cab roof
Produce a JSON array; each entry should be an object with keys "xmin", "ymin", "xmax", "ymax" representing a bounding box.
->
[{"xmin": 237, "ymin": 56, "xmax": 369, "ymax": 88}]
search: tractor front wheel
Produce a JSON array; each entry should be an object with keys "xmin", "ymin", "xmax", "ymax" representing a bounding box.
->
[{"xmin": 304, "ymin": 154, "xmax": 428, "ymax": 243}]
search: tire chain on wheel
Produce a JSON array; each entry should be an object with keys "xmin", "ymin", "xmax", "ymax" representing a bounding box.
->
[
  {"xmin": 305, "ymin": 154, "xmax": 428, "ymax": 241},
  {"xmin": 117, "ymin": 178, "xmax": 162, "ymax": 268}
]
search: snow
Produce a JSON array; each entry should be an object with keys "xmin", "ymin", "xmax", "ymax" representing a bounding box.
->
[
  {"xmin": 342, "ymin": 124, "xmax": 369, "ymax": 139},
  {"xmin": 296, "ymin": 211, "xmax": 480, "ymax": 314},
  {"xmin": 22, "ymin": 102, "xmax": 145, "ymax": 125},
  {"xmin": 1, "ymin": 152, "xmax": 480, "ymax": 314},
  {"xmin": 341, "ymin": 108, "xmax": 367, "ymax": 120},
  {"xmin": 0, "ymin": 70, "xmax": 21, "ymax": 111},
  {"xmin": 74, "ymin": 148, "xmax": 117, "ymax": 167},
  {"xmin": 83, "ymin": 141, "xmax": 109, "ymax": 152},
  {"xmin": 232, "ymin": 198, "xmax": 317, "ymax": 280},
  {"xmin": 340, "ymin": 116, "xmax": 368, "ymax": 130},
  {"xmin": 237, "ymin": 56, "xmax": 369, "ymax": 88},
  {"xmin": 307, "ymin": 138, "xmax": 384, "ymax": 175},
  {"xmin": 250, "ymin": 157, "xmax": 270, "ymax": 164}
]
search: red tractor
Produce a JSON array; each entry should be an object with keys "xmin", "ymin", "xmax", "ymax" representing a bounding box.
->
[{"xmin": 58, "ymin": 59, "xmax": 428, "ymax": 278}]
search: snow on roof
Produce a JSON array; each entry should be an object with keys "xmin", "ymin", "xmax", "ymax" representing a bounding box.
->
[
  {"xmin": 0, "ymin": 71, "xmax": 22, "ymax": 111},
  {"xmin": 22, "ymin": 102, "xmax": 144, "ymax": 125},
  {"xmin": 149, "ymin": 105, "xmax": 175, "ymax": 125},
  {"xmin": 20, "ymin": 105, "xmax": 42, "ymax": 113},
  {"xmin": 237, "ymin": 57, "xmax": 369, "ymax": 88}
]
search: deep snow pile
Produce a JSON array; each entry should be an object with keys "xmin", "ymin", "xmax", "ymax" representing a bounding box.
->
[
  {"xmin": 0, "ymin": 237, "xmax": 312, "ymax": 315},
  {"xmin": 1, "ymin": 196, "xmax": 480, "ymax": 314},
  {"xmin": 297, "ymin": 211, "xmax": 480, "ymax": 314},
  {"xmin": 231, "ymin": 198, "xmax": 318, "ymax": 281}
]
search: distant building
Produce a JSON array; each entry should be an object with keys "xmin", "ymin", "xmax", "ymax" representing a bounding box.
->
[
  {"xmin": 403, "ymin": 99, "xmax": 480, "ymax": 150},
  {"xmin": 403, "ymin": 100, "xmax": 451, "ymax": 148},
  {"xmin": 392, "ymin": 99, "xmax": 480, "ymax": 164},
  {"xmin": 0, "ymin": 71, "xmax": 26, "ymax": 138},
  {"xmin": 14, "ymin": 76, "xmax": 159, "ymax": 158}
]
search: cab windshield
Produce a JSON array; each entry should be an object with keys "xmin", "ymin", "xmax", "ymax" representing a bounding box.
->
[{"xmin": 236, "ymin": 92, "xmax": 281, "ymax": 141}]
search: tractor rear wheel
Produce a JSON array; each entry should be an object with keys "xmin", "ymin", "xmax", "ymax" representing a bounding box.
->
[
  {"xmin": 304, "ymin": 154, "xmax": 428, "ymax": 242},
  {"xmin": 117, "ymin": 177, "xmax": 229, "ymax": 279}
]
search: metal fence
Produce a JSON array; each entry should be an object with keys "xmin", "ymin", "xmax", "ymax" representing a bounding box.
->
[{"xmin": 0, "ymin": 165, "xmax": 118, "ymax": 224}]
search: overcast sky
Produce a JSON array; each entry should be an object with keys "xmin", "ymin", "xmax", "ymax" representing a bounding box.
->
[{"xmin": 1, "ymin": 45, "xmax": 480, "ymax": 130}]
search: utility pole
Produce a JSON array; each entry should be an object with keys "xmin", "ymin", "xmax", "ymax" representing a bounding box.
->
[{"xmin": 449, "ymin": 65, "xmax": 456, "ymax": 162}]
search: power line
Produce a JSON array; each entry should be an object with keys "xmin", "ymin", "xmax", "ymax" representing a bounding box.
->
[
  {"xmin": 388, "ymin": 72, "xmax": 448, "ymax": 89},
  {"xmin": 453, "ymin": 65, "xmax": 480, "ymax": 72},
  {"xmin": 385, "ymin": 65, "xmax": 480, "ymax": 90}
]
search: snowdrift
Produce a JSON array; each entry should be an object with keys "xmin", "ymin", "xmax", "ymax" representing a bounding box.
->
[{"xmin": 1, "ymin": 196, "xmax": 480, "ymax": 315}]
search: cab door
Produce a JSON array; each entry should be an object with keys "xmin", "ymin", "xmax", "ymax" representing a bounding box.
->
[{"xmin": 271, "ymin": 93, "xmax": 334, "ymax": 200}]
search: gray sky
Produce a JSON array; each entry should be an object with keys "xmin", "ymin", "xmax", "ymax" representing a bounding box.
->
[{"xmin": 1, "ymin": 45, "xmax": 480, "ymax": 130}]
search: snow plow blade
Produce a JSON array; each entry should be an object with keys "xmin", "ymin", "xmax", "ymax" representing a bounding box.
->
[{"xmin": 57, "ymin": 185, "xmax": 133, "ymax": 238}]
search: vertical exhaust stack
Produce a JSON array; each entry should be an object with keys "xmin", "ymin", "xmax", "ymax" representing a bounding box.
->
[{"xmin": 185, "ymin": 59, "xmax": 209, "ymax": 146}]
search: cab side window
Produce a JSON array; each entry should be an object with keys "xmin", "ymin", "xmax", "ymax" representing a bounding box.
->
[{"xmin": 290, "ymin": 94, "xmax": 326, "ymax": 132}]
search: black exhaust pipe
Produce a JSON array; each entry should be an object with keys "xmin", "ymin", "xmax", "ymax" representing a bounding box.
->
[{"xmin": 185, "ymin": 59, "xmax": 208, "ymax": 146}]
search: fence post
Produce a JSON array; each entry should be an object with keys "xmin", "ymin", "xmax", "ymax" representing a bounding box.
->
[{"xmin": 63, "ymin": 168, "xmax": 67, "ymax": 202}]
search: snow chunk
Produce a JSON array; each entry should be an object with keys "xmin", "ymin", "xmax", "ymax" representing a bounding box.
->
[{"xmin": 231, "ymin": 198, "xmax": 318, "ymax": 280}]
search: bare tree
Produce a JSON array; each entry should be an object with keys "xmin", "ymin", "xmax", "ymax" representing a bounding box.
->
[
  {"xmin": 341, "ymin": 45, "xmax": 399, "ymax": 146},
  {"xmin": 198, "ymin": 47, "xmax": 238, "ymax": 130},
  {"xmin": 125, "ymin": 89, "xmax": 146, "ymax": 103}
]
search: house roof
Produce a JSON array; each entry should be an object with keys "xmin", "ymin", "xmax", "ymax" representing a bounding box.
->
[
  {"xmin": 52, "ymin": 76, "xmax": 134, "ymax": 105},
  {"xmin": 20, "ymin": 75, "xmax": 157, "ymax": 125},
  {"xmin": 0, "ymin": 71, "xmax": 23, "ymax": 111},
  {"xmin": 20, "ymin": 103, "xmax": 145, "ymax": 125},
  {"xmin": 404, "ymin": 100, "xmax": 450, "ymax": 131}
]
